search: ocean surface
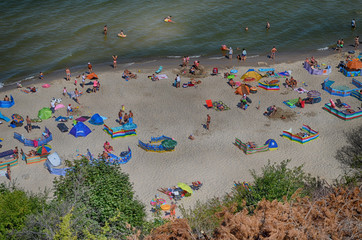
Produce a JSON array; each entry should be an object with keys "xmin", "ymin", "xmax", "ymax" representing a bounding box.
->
[{"xmin": 0, "ymin": 0, "xmax": 361, "ymax": 85}]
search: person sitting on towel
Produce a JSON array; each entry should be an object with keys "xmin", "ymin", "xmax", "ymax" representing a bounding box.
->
[
  {"xmin": 104, "ymin": 141, "xmax": 113, "ymax": 152},
  {"xmin": 101, "ymin": 151, "xmax": 110, "ymax": 159}
]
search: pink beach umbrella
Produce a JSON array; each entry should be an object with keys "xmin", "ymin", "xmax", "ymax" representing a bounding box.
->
[{"xmin": 54, "ymin": 104, "xmax": 65, "ymax": 110}]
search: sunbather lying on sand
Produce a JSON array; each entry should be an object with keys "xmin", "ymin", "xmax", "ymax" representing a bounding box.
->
[
  {"xmin": 123, "ymin": 69, "xmax": 137, "ymax": 79},
  {"xmin": 26, "ymin": 150, "xmax": 37, "ymax": 157}
]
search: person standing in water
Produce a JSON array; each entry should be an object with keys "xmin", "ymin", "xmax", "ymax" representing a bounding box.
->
[
  {"xmin": 270, "ymin": 46, "xmax": 277, "ymax": 59},
  {"xmin": 351, "ymin": 19, "xmax": 356, "ymax": 28},
  {"xmin": 104, "ymin": 25, "xmax": 107, "ymax": 35},
  {"xmin": 241, "ymin": 48, "xmax": 247, "ymax": 61},
  {"xmin": 355, "ymin": 36, "xmax": 360, "ymax": 49},
  {"xmin": 266, "ymin": 21, "xmax": 270, "ymax": 30},
  {"xmin": 228, "ymin": 47, "xmax": 233, "ymax": 60},
  {"xmin": 112, "ymin": 55, "xmax": 118, "ymax": 69}
]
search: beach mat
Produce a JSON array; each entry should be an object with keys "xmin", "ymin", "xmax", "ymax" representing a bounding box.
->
[
  {"xmin": 283, "ymin": 98, "xmax": 299, "ymax": 108},
  {"xmin": 212, "ymin": 101, "xmax": 230, "ymax": 111},
  {"xmin": 57, "ymin": 123, "xmax": 69, "ymax": 132}
]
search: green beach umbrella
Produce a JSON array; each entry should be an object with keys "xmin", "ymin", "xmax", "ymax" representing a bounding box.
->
[
  {"xmin": 161, "ymin": 139, "xmax": 177, "ymax": 149},
  {"xmin": 38, "ymin": 107, "xmax": 52, "ymax": 120},
  {"xmin": 177, "ymin": 182, "xmax": 193, "ymax": 195}
]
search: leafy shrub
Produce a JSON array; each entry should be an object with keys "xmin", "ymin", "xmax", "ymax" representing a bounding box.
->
[
  {"xmin": 0, "ymin": 183, "xmax": 46, "ymax": 239},
  {"xmin": 336, "ymin": 125, "xmax": 362, "ymax": 184},
  {"xmin": 53, "ymin": 158, "xmax": 146, "ymax": 230}
]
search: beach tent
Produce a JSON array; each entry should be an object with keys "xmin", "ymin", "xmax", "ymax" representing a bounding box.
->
[
  {"xmin": 69, "ymin": 122, "xmax": 92, "ymax": 137},
  {"xmin": 38, "ymin": 107, "xmax": 52, "ymax": 120},
  {"xmin": 89, "ymin": 113, "xmax": 104, "ymax": 125},
  {"xmin": 235, "ymin": 84, "xmax": 250, "ymax": 95},
  {"xmin": 240, "ymin": 69, "xmax": 262, "ymax": 81},
  {"xmin": 47, "ymin": 152, "xmax": 61, "ymax": 167},
  {"xmin": 265, "ymin": 139, "xmax": 278, "ymax": 151},
  {"xmin": 86, "ymin": 72, "xmax": 98, "ymax": 79}
]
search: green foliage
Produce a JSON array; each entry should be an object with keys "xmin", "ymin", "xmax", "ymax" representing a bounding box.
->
[
  {"xmin": 53, "ymin": 158, "xmax": 146, "ymax": 232},
  {"xmin": 229, "ymin": 160, "xmax": 316, "ymax": 212},
  {"xmin": 335, "ymin": 125, "xmax": 362, "ymax": 184},
  {"xmin": 54, "ymin": 208, "xmax": 77, "ymax": 240},
  {"xmin": 179, "ymin": 198, "xmax": 224, "ymax": 236},
  {"xmin": 0, "ymin": 183, "xmax": 46, "ymax": 240}
]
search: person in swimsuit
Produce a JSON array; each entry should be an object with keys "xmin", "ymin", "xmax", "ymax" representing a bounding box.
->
[
  {"xmin": 81, "ymin": 73, "xmax": 86, "ymax": 88},
  {"xmin": 245, "ymin": 26, "xmax": 248, "ymax": 31},
  {"xmin": 266, "ymin": 21, "xmax": 270, "ymax": 30},
  {"xmin": 270, "ymin": 46, "xmax": 277, "ymax": 59},
  {"xmin": 241, "ymin": 48, "xmax": 247, "ymax": 61},
  {"xmin": 118, "ymin": 110, "xmax": 123, "ymax": 124},
  {"xmin": 123, "ymin": 113, "xmax": 129, "ymax": 124},
  {"xmin": 88, "ymin": 62, "xmax": 92, "ymax": 73},
  {"xmin": 26, "ymin": 116, "xmax": 32, "ymax": 132},
  {"xmin": 66, "ymin": 68, "xmax": 71, "ymax": 81},
  {"xmin": 104, "ymin": 25, "xmax": 107, "ymax": 35},
  {"xmin": 206, "ymin": 114, "xmax": 211, "ymax": 130},
  {"xmin": 74, "ymin": 88, "xmax": 80, "ymax": 104},
  {"xmin": 355, "ymin": 36, "xmax": 360, "ymax": 49},
  {"xmin": 112, "ymin": 55, "xmax": 117, "ymax": 69},
  {"xmin": 39, "ymin": 72, "xmax": 44, "ymax": 79},
  {"xmin": 118, "ymin": 30, "xmax": 127, "ymax": 38},
  {"xmin": 351, "ymin": 19, "xmax": 356, "ymax": 28},
  {"xmin": 3, "ymin": 95, "xmax": 10, "ymax": 101}
]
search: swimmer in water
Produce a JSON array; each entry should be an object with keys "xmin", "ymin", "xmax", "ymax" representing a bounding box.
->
[
  {"xmin": 164, "ymin": 16, "xmax": 174, "ymax": 23},
  {"xmin": 118, "ymin": 30, "xmax": 127, "ymax": 38},
  {"xmin": 266, "ymin": 21, "xmax": 270, "ymax": 30},
  {"xmin": 245, "ymin": 26, "xmax": 248, "ymax": 31}
]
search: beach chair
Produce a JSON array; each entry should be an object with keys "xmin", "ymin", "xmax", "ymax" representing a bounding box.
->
[
  {"xmin": 336, "ymin": 99, "xmax": 343, "ymax": 108},
  {"xmin": 205, "ymin": 99, "xmax": 213, "ymax": 109},
  {"xmin": 155, "ymin": 66, "xmax": 163, "ymax": 74}
]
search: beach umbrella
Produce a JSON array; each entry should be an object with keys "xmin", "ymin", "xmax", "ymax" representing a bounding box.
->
[
  {"xmin": 0, "ymin": 138, "xmax": 3, "ymax": 142},
  {"xmin": 177, "ymin": 182, "xmax": 193, "ymax": 195},
  {"xmin": 36, "ymin": 144, "xmax": 52, "ymax": 155},
  {"xmin": 11, "ymin": 114, "xmax": 24, "ymax": 123},
  {"xmin": 307, "ymin": 90, "xmax": 321, "ymax": 98},
  {"xmin": 38, "ymin": 107, "xmax": 52, "ymax": 120},
  {"xmin": 346, "ymin": 59, "xmax": 362, "ymax": 70}
]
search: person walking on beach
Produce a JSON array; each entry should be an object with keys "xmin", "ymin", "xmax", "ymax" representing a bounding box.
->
[
  {"xmin": 82, "ymin": 73, "xmax": 86, "ymax": 88},
  {"xmin": 270, "ymin": 46, "xmax": 277, "ymax": 59},
  {"xmin": 66, "ymin": 68, "xmax": 71, "ymax": 81},
  {"xmin": 266, "ymin": 21, "xmax": 270, "ymax": 30},
  {"xmin": 241, "ymin": 48, "xmax": 247, "ymax": 61},
  {"xmin": 26, "ymin": 116, "xmax": 32, "ymax": 132},
  {"xmin": 112, "ymin": 55, "xmax": 118, "ymax": 69},
  {"xmin": 88, "ymin": 62, "xmax": 93, "ymax": 73},
  {"xmin": 75, "ymin": 88, "xmax": 80, "ymax": 104},
  {"xmin": 206, "ymin": 114, "xmax": 211, "ymax": 130},
  {"xmin": 355, "ymin": 36, "xmax": 359, "ymax": 49}
]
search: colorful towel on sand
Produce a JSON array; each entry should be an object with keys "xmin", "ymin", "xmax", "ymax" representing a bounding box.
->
[
  {"xmin": 283, "ymin": 98, "xmax": 299, "ymax": 108},
  {"xmin": 294, "ymin": 87, "xmax": 308, "ymax": 94},
  {"xmin": 156, "ymin": 74, "xmax": 168, "ymax": 79},
  {"xmin": 21, "ymin": 89, "xmax": 31, "ymax": 94},
  {"xmin": 76, "ymin": 116, "xmax": 90, "ymax": 122},
  {"xmin": 212, "ymin": 101, "xmax": 230, "ymax": 111}
]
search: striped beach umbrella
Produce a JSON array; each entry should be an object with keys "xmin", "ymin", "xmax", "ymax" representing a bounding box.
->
[{"xmin": 36, "ymin": 144, "xmax": 52, "ymax": 155}]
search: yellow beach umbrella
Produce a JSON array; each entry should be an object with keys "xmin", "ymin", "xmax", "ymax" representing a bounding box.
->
[{"xmin": 177, "ymin": 182, "xmax": 193, "ymax": 195}]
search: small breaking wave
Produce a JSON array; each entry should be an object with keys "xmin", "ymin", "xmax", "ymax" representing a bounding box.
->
[{"xmin": 317, "ymin": 47, "xmax": 328, "ymax": 51}]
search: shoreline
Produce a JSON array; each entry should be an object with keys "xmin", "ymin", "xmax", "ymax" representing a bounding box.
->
[{"xmin": 0, "ymin": 46, "xmax": 350, "ymax": 92}]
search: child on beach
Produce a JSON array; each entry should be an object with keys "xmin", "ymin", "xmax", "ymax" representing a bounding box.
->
[
  {"xmin": 63, "ymin": 87, "xmax": 67, "ymax": 96},
  {"xmin": 66, "ymin": 68, "xmax": 71, "ymax": 81},
  {"xmin": 67, "ymin": 104, "xmax": 72, "ymax": 116},
  {"xmin": 113, "ymin": 55, "xmax": 118, "ymax": 68},
  {"xmin": 39, "ymin": 72, "xmax": 44, "ymax": 79},
  {"xmin": 82, "ymin": 73, "xmax": 86, "ymax": 88}
]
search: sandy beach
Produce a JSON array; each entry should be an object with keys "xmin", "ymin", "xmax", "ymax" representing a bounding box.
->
[{"xmin": 1, "ymin": 50, "xmax": 361, "ymax": 217}]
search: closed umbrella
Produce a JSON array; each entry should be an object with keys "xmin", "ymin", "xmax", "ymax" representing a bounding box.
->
[
  {"xmin": 307, "ymin": 90, "xmax": 321, "ymax": 98},
  {"xmin": 177, "ymin": 182, "xmax": 193, "ymax": 195},
  {"xmin": 11, "ymin": 114, "xmax": 24, "ymax": 123}
]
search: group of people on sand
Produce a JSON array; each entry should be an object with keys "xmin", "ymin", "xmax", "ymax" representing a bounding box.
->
[
  {"xmin": 264, "ymin": 105, "xmax": 277, "ymax": 117},
  {"xmin": 305, "ymin": 56, "xmax": 318, "ymax": 67},
  {"xmin": 284, "ymin": 76, "xmax": 297, "ymax": 89},
  {"xmin": 118, "ymin": 108, "xmax": 133, "ymax": 125},
  {"xmin": 182, "ymin": 56, "xmax": 190, "ymax": 67},
  {"xmin": 189, "ymin": 61, "xmax": 200, "ymax": 75}
]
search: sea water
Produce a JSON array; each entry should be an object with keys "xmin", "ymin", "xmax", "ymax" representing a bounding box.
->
[{"xmin": 0, "ymin": 0, "xmax": 360, "ymax": 84}]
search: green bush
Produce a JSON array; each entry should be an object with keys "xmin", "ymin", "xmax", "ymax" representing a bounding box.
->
[
  {"xmin": 0, "ymin": 183, "xmax": 46, "ymax": 239},
  {"xmin": 335, "ymin": 125, "xmax": 362, "ymax": 184},
  {"xmin": 53, "ymin": 158, "xmax": 146, "ymax": 231},
  {"xmin": 229, "ymin": 160, "xmax": 317, "ymax": 212}
]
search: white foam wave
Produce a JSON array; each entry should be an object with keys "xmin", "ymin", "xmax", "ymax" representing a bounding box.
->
[
  {"xmin": 0, "ymin": 83, "xmax": 4, "ymax": 88},
  {"xmin": 24, "ymin": 76, "xmax": 35, "ymax": 80},
  {"xmin": 124, "ymin": 62, "xmax": 135, "ymax": 66},
  {"xmin": 190, "ymin": 55, "xmax": 201, "ymax": 58},
  {"xmin": 248, "ymin": 55, "xmax": 259, "ymax": 58},
  {"xmin": 143, "ymin": 60, "xmax": 157, "ymax": 64},
  {"xmin": 208, "ymin": 56, "xmax": 224, "ymax": 59},
  {"xmin": 167, "ymin": 56, "xmax": 182, "ymax": 58},
  {"xmin": 317, "ymin": 47, "xmax": 328, "ymax": 51}
]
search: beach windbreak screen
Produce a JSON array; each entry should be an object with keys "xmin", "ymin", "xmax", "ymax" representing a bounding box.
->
[{"xmin": 0, "ymin": 0, "xmax": 360, "ymax": 84}]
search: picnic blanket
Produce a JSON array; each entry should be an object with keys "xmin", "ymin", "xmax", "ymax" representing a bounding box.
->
[
  {"xmin": 283, "ymin": 98, "xmax": 299, "ymax": 108},
  {"xmin": 294, "ymin": 87, "xmax": 308, "ymax": 94},
  {"xmin": 212, "ymin": 101, "xmax": 230, "ymax": 111},
  {"xmin": 156, "ymin": 74, "xmax": 168, "ymax": 79}
]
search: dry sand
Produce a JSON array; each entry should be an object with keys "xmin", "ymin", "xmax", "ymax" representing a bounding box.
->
[{"xmin": 1, "ymin": 51, "xmax": 361, "ymax": 218}]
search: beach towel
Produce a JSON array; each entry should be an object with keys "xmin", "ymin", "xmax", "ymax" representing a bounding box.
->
[
  {"xmin": 212, "ymin": 101, "xmax": 230, "ymax": 111},
  {"xmin": 258, "ymin": 68, "xmax": 275, "ymax": 72},
  {"xmin": 278, "ymin": 71, "xmax": 290, "ymax": 77},
  {"xmin": 156, "ymin": 74, "xmax": 168, "ymax": 79},
  {"xmin": 42, "ymin": 84, "xmax": 51, "ymax": 88},
  {"xmin": 75, "ymin": 116, "xmax": 90, "ymax": 122},
  {"xmin": 230, "ymin": 69, "xmax": 238, "ymax": 73},
  {"xmin": 283, "ymin": 98, "xmax": 299, "ymax": 108},
  {"xmin": 55, "ymin": 116, "xmax": 68, "ymax": 122},
  {"xmin": 21, "ymin": 89, "xmax": 31, "ymax": 94},
  {"xmin": 54, "ymin": 104, "xmax": 65, "ymax": 110},
  {"xmin": 294, "ymin": 87, "xmax": 308, "ymax": 94}
]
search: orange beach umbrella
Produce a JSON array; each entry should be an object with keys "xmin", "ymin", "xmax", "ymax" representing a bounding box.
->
[{"xmin": 346, "ymin": 59, "xmax": 362, "ymax": 70}]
